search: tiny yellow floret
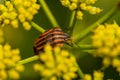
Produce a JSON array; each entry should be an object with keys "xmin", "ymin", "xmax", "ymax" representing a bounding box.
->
[
  {"xmin": 23, "ymin": 21, "xmax": 31, "ymax": 30},
  {"xmin": 84, "ymin": 74, "xmax": 92, "ymax": 80},
  {"xmin": 8, "ymin": 69, "xmax": 20, "ymax": 79},
  {"xmin": 93, "ymin": 71, "xmax": 104, "ymax": 80}
]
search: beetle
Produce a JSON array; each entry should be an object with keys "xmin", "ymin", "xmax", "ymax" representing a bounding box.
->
[{"xmin": 33, "ymin": 27, "xmax": 72, "ymax": 55}]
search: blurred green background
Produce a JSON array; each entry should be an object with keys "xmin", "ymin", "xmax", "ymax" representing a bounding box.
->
[{"xmin": 1, "ymin": 0, "xmax": 120, "ymax": 79}]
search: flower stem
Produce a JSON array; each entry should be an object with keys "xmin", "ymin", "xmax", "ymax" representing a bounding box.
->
[
  {"xmin": 74, "ymin": 6, "xmax": 118, "ymax": 43},
  {"xmin": 68, "ymin": 11, "xmax": 77, "ymax": 35},
  {"xmin": 68, "ymin": 11, "xmax": 76, "ymax": 29},
  {"xmin": 80, "ymin": 49, "xmax": 95, "ymax": 53},
  {"xmin": 70, "ymin": 54, "xmax": 84, "ymax": 78},
  {"xmin": 19, "ymin": 55, "xmax": 39, "ymax": 64},
  {"xmin": 39, "ymin": 0, "xmax": 59, "ymax": 27},
  {"xmin": 31, "ymin": 21, "xmax": 45, "ymax": 33},
  {"xmin": 73, "ymin": 43, "xmax": 94, "ymax": 49},
  {"xmin": 75, "ymin": 61, "xmax": 84, "ymax": 79}
]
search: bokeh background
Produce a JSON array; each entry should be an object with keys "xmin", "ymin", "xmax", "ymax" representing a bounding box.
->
[{"xmin": 1, "ymin": 0, "xmax": 120, "ymax": 79}]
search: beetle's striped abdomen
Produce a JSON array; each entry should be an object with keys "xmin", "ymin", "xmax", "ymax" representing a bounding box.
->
[{"xmin": 33, "ymin": 27, "xmax": 71, "ymax": 55}]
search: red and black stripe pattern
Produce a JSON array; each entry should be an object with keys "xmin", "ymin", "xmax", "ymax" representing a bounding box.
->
[{"xmin": 33, "ymin": 27, "xmax": 72, "ymax": 55}]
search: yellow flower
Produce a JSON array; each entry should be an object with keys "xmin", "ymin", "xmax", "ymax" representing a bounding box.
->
[
  {"xmin": 80, "ymin": 3, "xmax": 87, "ymax": 10},
  {"xmin": 60, "ymin": 0, "xmax": 102, "ymax": 20},
  {"xmin": 33, "ymin": 44, "xmax": 78, "ymax": 80},
  {"xmin": 50, "ymin": 76, "xmax": 57, "ymax": 80},
  {"xmin": 112, "ymin": 58, "xmax": 120, "ymax": 73},
  {"xmin": 93, "ymin": 71, "xmax": 104, "ymax": 80},
  {"xmin": 8, "ymin": 69, "xmax": 20, "ymax": 79},
  {"xmin": 76, "ymin": 11, "xmax": 83, "ymax": 20},
  {"xmin": 34, "ymin": 63, "xmax": 44, "ymax": 71},
  {"xmin": 92, "ymin": 22, "xmax": 120, "ymax": 57},
  {"xmin": 87, "ymin": 6, "xmax": 102, "ymax": 14},
  {"xmin": 102, "ymin": 57, "xmax": 111, "ymax": 68},
  {"xmin": 22, "ymin": 21, "xmax": 31, "ymax": 30},
  {"xmin": 112, "ymin": 58, "xmax": 120, "ymax": 67},
  {"xmin": 83, "ymin": 71, "xmax": 104, "ymax": 80},
  {"xmin": 92, "ymin": 22, "xmax": 120, "ymax": 72},
  {"xmin": 69, "ymin": 3, "xmax": 77, "ymax": 10},
  {"xmin": 18, "ymin": 14, "xmax": 26, "ymax": 22},
  {"xmin": 0, "ymin": 0, "xmax": 40, "ymax": 30},
  {"xmin": 9, "ymin": 12, "xmax": 17, "ymax": 20},
  {"xmin": 15, "ymin": 65, "xmax": 24, "ymax": 72},
  {"xmin": 0, "ymin": 70, "xmax": 7, "ymax": 79},
  {"xmin": 83, "ymin": 74, "xmax": 92, "ymax": 80},
  {"xmin": 11, "ymin": 19, "xmax": 19, "ymax": 28},
  {"xmin": 0, "ymin": 43, "xmax": 24, "ymax": 80}
]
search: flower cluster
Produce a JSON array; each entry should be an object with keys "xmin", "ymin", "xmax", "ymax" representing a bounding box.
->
[
  {"xmin": 83, "ymin": 70, "xmax": 104, "ymax": 80},
  {"xmin": 60, "ymin": 0, "xmax": 102, "ymax": 20},
  {"xmin": 33, "ymin": 44, "xmax": 78, "ymax": 80},
  {"xmin": 92, "ymin": 22, "xmax": 120, "ymax": 71},
  {"xmin": 0, "ymin": 28, "xmax": 4, "ymax": 43},
  {"xmin": 0, "ymin": 0, "xmax": 40, "ymax": 30},
  {"xmin": 92, "ymin": 22, "xmax": 120, "ymax": 57},
  {"xmin": 0, "ymin": 44, "xmax": 24, "ymax": 80}
]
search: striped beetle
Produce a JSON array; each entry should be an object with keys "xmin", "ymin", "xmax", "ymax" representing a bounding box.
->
[{"xmin": 33, "ymin": 27, "xmax": 72, "ymax": 55}]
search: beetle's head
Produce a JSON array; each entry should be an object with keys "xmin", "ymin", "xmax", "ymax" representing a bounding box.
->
[{"xmin": 64, "ymin": 34, "xmax": 73, "ymax": 47}]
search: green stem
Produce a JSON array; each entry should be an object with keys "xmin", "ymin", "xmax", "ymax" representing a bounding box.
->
[
  {"xmin": 79, "ymin": 44, "xmax": 93, "ymax": 48},
  {"xmin": 31, "ymin": 21, "xmax": 45, "ymax": 33},
  {"xmin": 70, "ymin": 54, "xmax": 84, "ymax": 78},
  {"xmin": 73, "ymin": 43, "xmax": 94, "ymax": 49},
  {"xmin": 75, "ymin": 59, "xmax": 84, "ymax": 78},
  {"xmin": 19, "ymin": 55, "xmax": 39, "ymax": 64},
  {"xmin": 68, "ymin": 11, "xmax": 76, "ymax": 29},
  {"xmin": 74, "ymin": 6, "xmax": 118, "ymax": 43},
  {"xmin": 39, "ymin": 0, "xmax": 59, "ymax": 27},
  {"xmin": 80, "ymin": 49, "xmax": 95, "ymax": 53},
  {"xmin": 68, "ymin": 11, "xmax": 77, "ymax": 36}
]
